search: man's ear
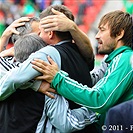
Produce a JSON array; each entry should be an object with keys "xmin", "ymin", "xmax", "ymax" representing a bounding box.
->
[
  {"xmin": 116, "ymin": 29, "xmax": 124, "ymax": 41},
  {"xmin": 48, "ymin": 31, "xmax": 54, "ymax": 39}
]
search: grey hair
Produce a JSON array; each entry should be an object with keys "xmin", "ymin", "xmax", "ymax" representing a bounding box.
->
[
  {"xmin": 11, "ymin": 17, "xmax": 40, "ymax": 44},
  {"xmin": 14, "ymin": 33, "xmax": 47, "ymax": 63}
]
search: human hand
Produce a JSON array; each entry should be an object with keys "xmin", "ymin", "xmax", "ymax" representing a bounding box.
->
[
  {"xmin": 38, "ymin": 80, "xmax": 56, "ymax": 99},
  {"xmin": 2, "ymin": 17, "xmax": 30, "ymax": 38},
  {"xmin": 31, "ymin": 56, "xmax": 59, "ymax": 83},
  {"xmin": 0, "ymin": 47, "xmax": 14, "ymax": 57},
  {"xmin": 40, "ymin": 8, "xmax": 75, "ymax": 32}
]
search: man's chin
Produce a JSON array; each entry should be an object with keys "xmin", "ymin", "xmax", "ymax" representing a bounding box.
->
[
  {"xmin": 98, "ymin": 49, "xmax": 103, "ymax": 54},
  {"xmin": 98, "ymin": 50, "xmax": 106, "ymax": 55}
]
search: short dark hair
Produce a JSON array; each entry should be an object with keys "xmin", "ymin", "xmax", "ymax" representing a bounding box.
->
[
  {"xmin": 99, "ymin": 10, "xmax": 132, "ymax": 48},
  {"xmin": 40, "ymin": 5, "xmax": 74, "ymax": 40}
]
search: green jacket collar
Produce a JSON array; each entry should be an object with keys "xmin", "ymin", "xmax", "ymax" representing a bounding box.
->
[{"xmin": 105, "ymin": 46, "xmax": 132, "ymax": 63}]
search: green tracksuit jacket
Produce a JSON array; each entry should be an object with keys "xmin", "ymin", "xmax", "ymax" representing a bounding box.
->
[{"xmin": 51, "ymin": 46, "xmax": 133, "ymax": 130}]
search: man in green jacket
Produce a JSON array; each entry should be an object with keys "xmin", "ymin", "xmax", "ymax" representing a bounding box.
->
[{"xmin": 31, "ymin": 10, "xmax": 133, "ymax": 133}]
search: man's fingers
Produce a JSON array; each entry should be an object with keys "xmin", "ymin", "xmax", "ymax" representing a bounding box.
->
[
  {"xmin": 40, "ymin": 23, "xmax": 58, "ymax": 31},
  {"xmin": 33, "ymin": 59, "xmax": 49, "ymax": 66},
  {"xmin": 17, "ymin": 17, "xmax": 30, "ymax": 22},
  {"xmin": 35, "ymin": 75, "xmax": 52, "ymax": 83},
  {"xmin": 47, "ymin": 56, "xmax": 56, "ymax": 65},
  {"xmin": 44, "ymin": 27, "xmax": 57, "ymax": 32},
  {"xmin": 14, "ymin": 22, "xmax": 26, "ymax": 28},
  {"xmin": 51, "ymin": 8, "xmax": 63, "ymax": 15},
  {"xmin": 47, "ymin": 56, "xmax": 59, "ymax": 71},
  {"xmin": 32, "ymin": 65, "xmax": 44, "ymax": 73},
  {"xmin": 12, "ymin": 17, "xmax": 30, "ymax": 26},
  {"xmin": 12, "ymin": 29, "xmax": 20, "ymax": 35},
  {"xmin": 31, "ymin": 59, "xmax": 48, "ymax": 69},
  {"xmin": 45, "ymin": 91, "xmax": 55, "ymax": 99},
  {"xmin": 31, "ymin": 58, "xmax": 58, "ymax": 83},
  {"xmin": 35, "ymin": 76, "xmax": 45, "ymax": 80},
  {"xmin": 35, "ymin": 75, "xmax": 51, "ymax": 81},
  {"xmin": 48, "ymin": 88, "xmax": 57, "ymax": 93},
  {"xmin": 40, "ymin": 16, "xmax": 57, "ymax": 25}
]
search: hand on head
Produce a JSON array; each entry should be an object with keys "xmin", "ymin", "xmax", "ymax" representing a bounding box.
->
[
  {"xmin": 3, "ymin": 17, "xmax": 30, "ymax": 37},
  {"xmin": 40, "ymin": 8, "xmax": 75, "ymax": 32},
  {"xmin": 0, "ymin": 17, "xmax": 30, "ymax": 52}
]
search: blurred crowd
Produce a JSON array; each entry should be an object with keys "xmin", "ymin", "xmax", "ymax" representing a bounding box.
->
[
  {"xmin": 0, "ymin": 0, "xmax": 47, "ymax": 36},
  {"xmin": 0, "ymin": 0, "xmax": 133, "ymax": 40},
  {"xmin": 0, "ymin": 0, "xmax": 102, "ymax": 37},
  {"xmin": 122, "ymin": 0, "xmax": 133, "ymax": 15}
]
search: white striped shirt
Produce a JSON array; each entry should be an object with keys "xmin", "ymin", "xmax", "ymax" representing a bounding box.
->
[{"xmin": 0, "ymin": 56, "xmax": 19, "ymax": 78}]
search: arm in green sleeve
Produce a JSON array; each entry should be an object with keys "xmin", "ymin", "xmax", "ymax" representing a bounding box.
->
[{"xmin": 51, "ymin": 54, "xmax": 133, "ymax": 113}]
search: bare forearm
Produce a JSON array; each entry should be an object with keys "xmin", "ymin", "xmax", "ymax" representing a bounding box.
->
[
  {"xmin": 0, "ymin": 35, "xmax": 10, "ymax": 52},
  {"xmin": 70, "ymin": 22, "xmax": 94, "ymax": 69},
  {"xmin": 0, "ymin": 17, "xmax": 30, "ymax": 52}
]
